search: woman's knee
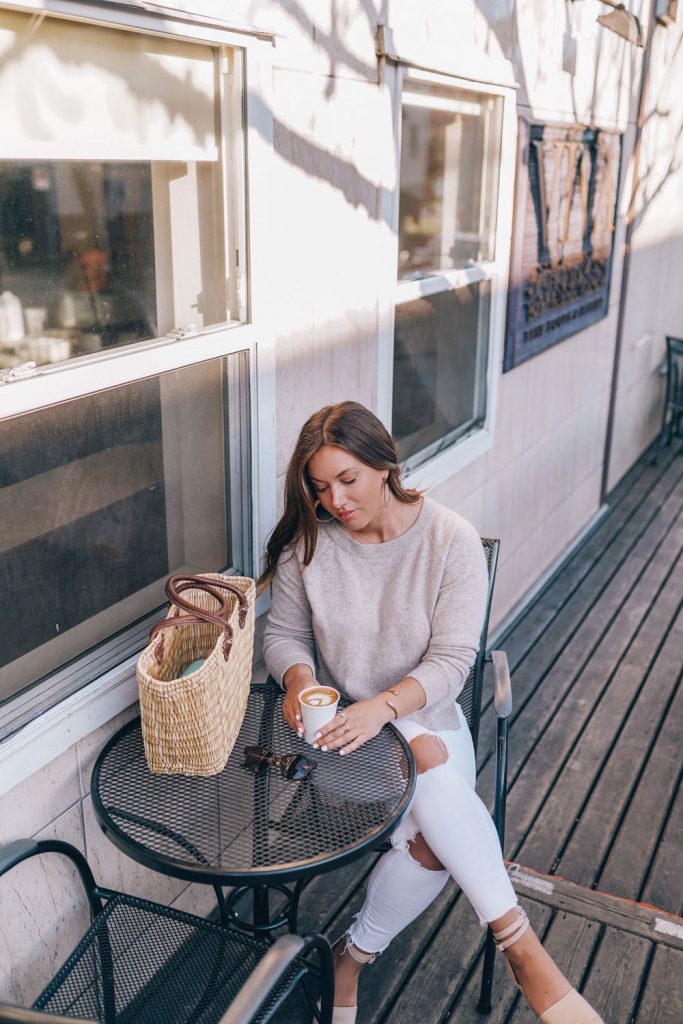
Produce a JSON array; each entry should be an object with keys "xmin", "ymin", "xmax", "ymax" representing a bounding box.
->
[
  {"xmin": 408, "ymin": 832, "xmax": 445, "ymax": 871},
  {"xmin": 409, "ymin": 733, "xmax": 449, "ymax": 776}
]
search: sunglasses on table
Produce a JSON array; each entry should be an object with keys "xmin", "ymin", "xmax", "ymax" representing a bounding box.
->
[{"xmin": 242, "ymin": 745, "xmax": 317, "ymax": 781}]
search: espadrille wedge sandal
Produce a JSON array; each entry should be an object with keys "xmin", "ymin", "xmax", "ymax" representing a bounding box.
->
[
  {"xmin": 539, "ymin": 989, "xmax": 604, "ymax": 1023},
  {"xmin": 492, "ymin": 908, "xmax": 604, "ymax": 1024}
]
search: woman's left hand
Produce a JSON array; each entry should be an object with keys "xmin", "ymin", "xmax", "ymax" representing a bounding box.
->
[{"xmin": 312, "ymin": 696, "xmax": 393, "ymax": 755}]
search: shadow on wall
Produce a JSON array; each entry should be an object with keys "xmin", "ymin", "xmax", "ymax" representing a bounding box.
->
[
  {"xmin": 268, "ymin": 221, "xmax": 681, "ymax": 585},
  {"xmin": 249, "ymin": 0, "xmax": 389, "ymax": 95},
  {"xmin": 631, "ymin": 29, "xmax": 683, "ymax": 236},
  {"xmin": 247, "ymin": 1, "xmax": 682, "ymax": 248}
]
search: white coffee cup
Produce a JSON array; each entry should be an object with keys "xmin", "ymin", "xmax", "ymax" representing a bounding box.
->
[{"xmin": 298, "ymin": 685, "xmax": 340, "ymax": 744}]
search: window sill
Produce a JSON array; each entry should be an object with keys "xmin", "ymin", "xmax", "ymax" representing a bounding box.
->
[
  {"xmin": 0, "ymin": 655, "xmax": 139, "ymax": 799},
  {"xmin": 402, "ymin": 424, "xmax": 492, "ymax": 492}
]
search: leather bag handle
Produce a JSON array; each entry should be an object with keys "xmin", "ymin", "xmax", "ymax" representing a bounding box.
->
[
  {"xmin": 149, "ymin": 575, "xmax": 249, "ymax": 666},
  {"xmin": 166, "ymin": 574, "xmax": 250, "ymax": 629},
  {"xmin": 149, "ymin": 608, "xmax": 234, "ymax": 665},
  {"xmin": 149, "ymin": 573, "xmax": 245, "ymax": 667}
]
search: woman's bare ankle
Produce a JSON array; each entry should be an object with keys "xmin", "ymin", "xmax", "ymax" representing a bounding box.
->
[
  {"xmin": 505, "ymin": 935, "xmax": 571, "ymax": 1014},
  {"xmin": 333, "ymin": 948, "xmax": 364, "ymax": 1007}
]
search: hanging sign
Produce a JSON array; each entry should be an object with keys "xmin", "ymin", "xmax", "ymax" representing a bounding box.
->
[{"xmin": 504, "ymin": 119, "xmax": 621, "ymax": 371}]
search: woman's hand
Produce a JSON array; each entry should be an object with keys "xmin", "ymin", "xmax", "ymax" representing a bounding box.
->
[
  {"xmin": 313, "ymin": 696, "xmax": 394, "ymax": 756},
  {"xmin": 282, "ymin": 664, "xmax": 316, "ymax": 736}
]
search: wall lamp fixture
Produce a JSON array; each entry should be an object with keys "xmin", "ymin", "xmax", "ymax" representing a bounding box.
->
[
  {"xmin": 596, "ymin": 1, "xmax": 645, "ymax": 45},
  {"xmin": 570, "ymin": 1, "xmax": 645, "ymax": 46}
]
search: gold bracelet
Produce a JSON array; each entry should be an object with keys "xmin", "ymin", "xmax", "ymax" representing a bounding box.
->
[{"xmin": 385, "ymin": 698, "xmax": 399, "ymax": 719}]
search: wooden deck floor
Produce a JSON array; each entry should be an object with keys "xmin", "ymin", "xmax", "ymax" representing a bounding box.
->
[{"xmin": 278, "ymin": 442, "xmax": 683, "ymax": 1024}]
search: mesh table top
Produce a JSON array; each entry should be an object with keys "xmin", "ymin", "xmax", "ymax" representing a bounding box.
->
[{"xmin": 92, "ymin": 683, "xmax": 415, "ymax": 885}]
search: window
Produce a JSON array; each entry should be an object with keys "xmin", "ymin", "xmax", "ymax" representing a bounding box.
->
[
  {"xmin": 655, "ymin": 1, "xmax": 678, "ymax": 26},
  {"xmin": 0, "ymin": 10, "xmax": 244, "ymax": 371},
  {"xmin": 0, "ymin": 156, "xmax": 230, "ymax": 365},
  {"xmin": 392, "ymin": 78, "xmax": 504, "ymax": 470},
  {"xmin": 0, "ymin": 9, "xmax": 253, "ymax": 739}
]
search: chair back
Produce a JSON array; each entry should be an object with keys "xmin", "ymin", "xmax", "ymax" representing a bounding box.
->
[
  {"xmin": 456, "ymin": 537, "xmax": 500, "ymax": 754},
  {"xmin": 665, "ymin": 336, "xmax": 683, "ymax": 411}
]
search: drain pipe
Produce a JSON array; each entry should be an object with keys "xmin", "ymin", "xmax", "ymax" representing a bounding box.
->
[{"xmin": 600, "ymin": 0, "xmax": 658, "ymax": 502}]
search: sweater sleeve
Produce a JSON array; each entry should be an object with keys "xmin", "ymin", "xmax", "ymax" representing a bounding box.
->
[
  {"xmin": 262, "ymin": 548, "xmax": 317, "ymax": 685},
  {"xmin": 406, "ymin": 520, "xmax": 489, "ymax": 707}
]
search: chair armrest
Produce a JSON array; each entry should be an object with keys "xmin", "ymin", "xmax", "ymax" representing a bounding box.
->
[
  {"xmin": 0, "ymin": 840, "xmax": 39, "ymax": 877},
  {"xmin": 491, "ymin": 650, "xmax": 512, "ymax": 719},
  {"xmin": 218, "ymin": 933, "xmax": 332, "ymax": 1024},
  {"xmin": 0, "ymin": 1004, "xmax": 96, "ymax": 1024},
  {"xmin": 0, "ymin": 840, "xmax": 102, "ymax": 918}
]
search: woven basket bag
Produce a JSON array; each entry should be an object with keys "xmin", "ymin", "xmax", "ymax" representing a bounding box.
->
[{"xmin": 137, "ymin": 573, "xmax": 255, "ymax": 776}]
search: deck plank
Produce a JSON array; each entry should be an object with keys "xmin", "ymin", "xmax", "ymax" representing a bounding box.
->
[
  {"xmin": 555, "ymin": 600, "xmax": 683, "ymax": 890},
  {"xmin": 476, "ymin": 472, "xmax": 683, "ymax": 790},
  {"xmin": 507, "ymin": 863, "xmax": 683, "ymax": 951},
  {"xmin": 481, "ymin": 451, "xmax": 682, "ymax": 697},
  {"xmin": 517, "ymin": 554, "xmax": 683, "ymax": 880},
  {"xmin": 634, "ymin": 944, "xmax": 683, "ymax": 1022},
  {"xmin": 639, "ymin": 767, "xmax": 683, "ymax": 915},
  {"xmin": 489, "ymin": 490, "xmax": 683, "ymax": 861},
  {"xmin": 579, "ymin": 926, "xmax": 651, "ymax": 1024},
  {"xmin": 597, "ymin": 675, "xmax": 683, "ymax": 899}
]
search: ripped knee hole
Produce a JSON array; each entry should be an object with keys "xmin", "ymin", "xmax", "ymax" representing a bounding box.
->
[{"xmin": 409, "ymin": 734, "xmax": 449, "ymax": 775}]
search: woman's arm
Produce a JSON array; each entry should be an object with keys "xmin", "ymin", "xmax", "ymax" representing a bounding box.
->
[
  {"xmin": 405, "ymin": 519, "xmax": 488, "ymax": 707},
  {"xmin": 263, "ymin": 549, "xmax": 321, "ymax": 732}
]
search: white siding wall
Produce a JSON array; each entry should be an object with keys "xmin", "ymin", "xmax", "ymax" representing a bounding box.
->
[{"xmin": 607, "ymin": 10, "xmax": 683, "ymax": 488}]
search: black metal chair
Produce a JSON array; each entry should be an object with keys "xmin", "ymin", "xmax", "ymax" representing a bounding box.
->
[
  {"xmin": 0, "ymin": 839, "xmax": 334, "ymax": 1024},
  {"xmin": 655, "ymin": 335, "xmax": 683, "ymax": 463},
  {"xmin": 445, "ymin": 538, "xmax": 512, "ymax": 1013},
  {"xmin": 461, "ymin": 539, "xmax": 513, "ymax": 1013}
]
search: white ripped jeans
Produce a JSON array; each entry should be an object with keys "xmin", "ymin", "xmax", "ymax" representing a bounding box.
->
[{"xmin": 347, "ymin": 707, "xmax": 517, "ymax": 954}]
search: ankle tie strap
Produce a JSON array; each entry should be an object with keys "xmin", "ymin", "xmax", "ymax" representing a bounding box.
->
[
  {"xmin": 492, "ymin": 906, "xmax": 530, "ymax": 952},
  {"xmin": 342, "ymin": 935, "xmax": 377, "ymax": 964}
]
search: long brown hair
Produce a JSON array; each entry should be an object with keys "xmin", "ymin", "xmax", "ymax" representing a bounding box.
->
[{"xmin": 258, "ymin": 401, "xmax": 421, "ymax": 589}]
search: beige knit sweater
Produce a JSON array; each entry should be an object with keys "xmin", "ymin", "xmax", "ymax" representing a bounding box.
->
[{"xmin": 263, "ymin": 496, "xmax": 488, "ymax": 732}]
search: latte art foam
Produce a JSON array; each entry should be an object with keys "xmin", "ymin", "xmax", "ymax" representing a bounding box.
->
[{"xmin": 301, "ymin": 687, "xmax": 337, "ymax": 707}]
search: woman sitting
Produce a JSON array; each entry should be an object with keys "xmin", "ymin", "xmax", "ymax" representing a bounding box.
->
[{"xmin": 261, "ymin": 400, "xmax": 603, "ymax": 1024}]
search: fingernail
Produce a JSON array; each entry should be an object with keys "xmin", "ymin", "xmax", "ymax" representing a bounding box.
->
[
  {"xmin": 312, "ymin": 743, "xmax": 319, "ymax": 749},
  {"xmin": 297, "ymin": 728, "xmax": 304, "ymax": 736},
  {"xmin": 321, "ymin": 745, "xmax": 328, "ymax": 752},
  {"xmin": 315, "ymin": 732, "xmax": 321, "ymax": 739},
  {"xmin": 339, "ymin": 749, "xmax": 346, "ymax": 756},
  {"xmin": 296, "ymin": 714, "xmax": 301, "ymax": 721}
]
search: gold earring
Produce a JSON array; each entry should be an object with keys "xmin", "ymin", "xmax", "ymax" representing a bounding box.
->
[{"xmin": 314, "ymin": 499, "xmax": 334, "ymax": 523}]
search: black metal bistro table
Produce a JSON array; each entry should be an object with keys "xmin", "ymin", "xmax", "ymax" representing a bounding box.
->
[{"xmin": 92, "ymin": 681, "xmax": 415, "ymax": 935}]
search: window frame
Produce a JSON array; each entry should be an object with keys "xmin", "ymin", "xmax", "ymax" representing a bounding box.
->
[
  {"xmin": 376, "ymin": 64, "xmax": 518, "ymax": 490},
  {"xmin": 0, "ymin": 0, "xmax": 277, "ymax": 794}
]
